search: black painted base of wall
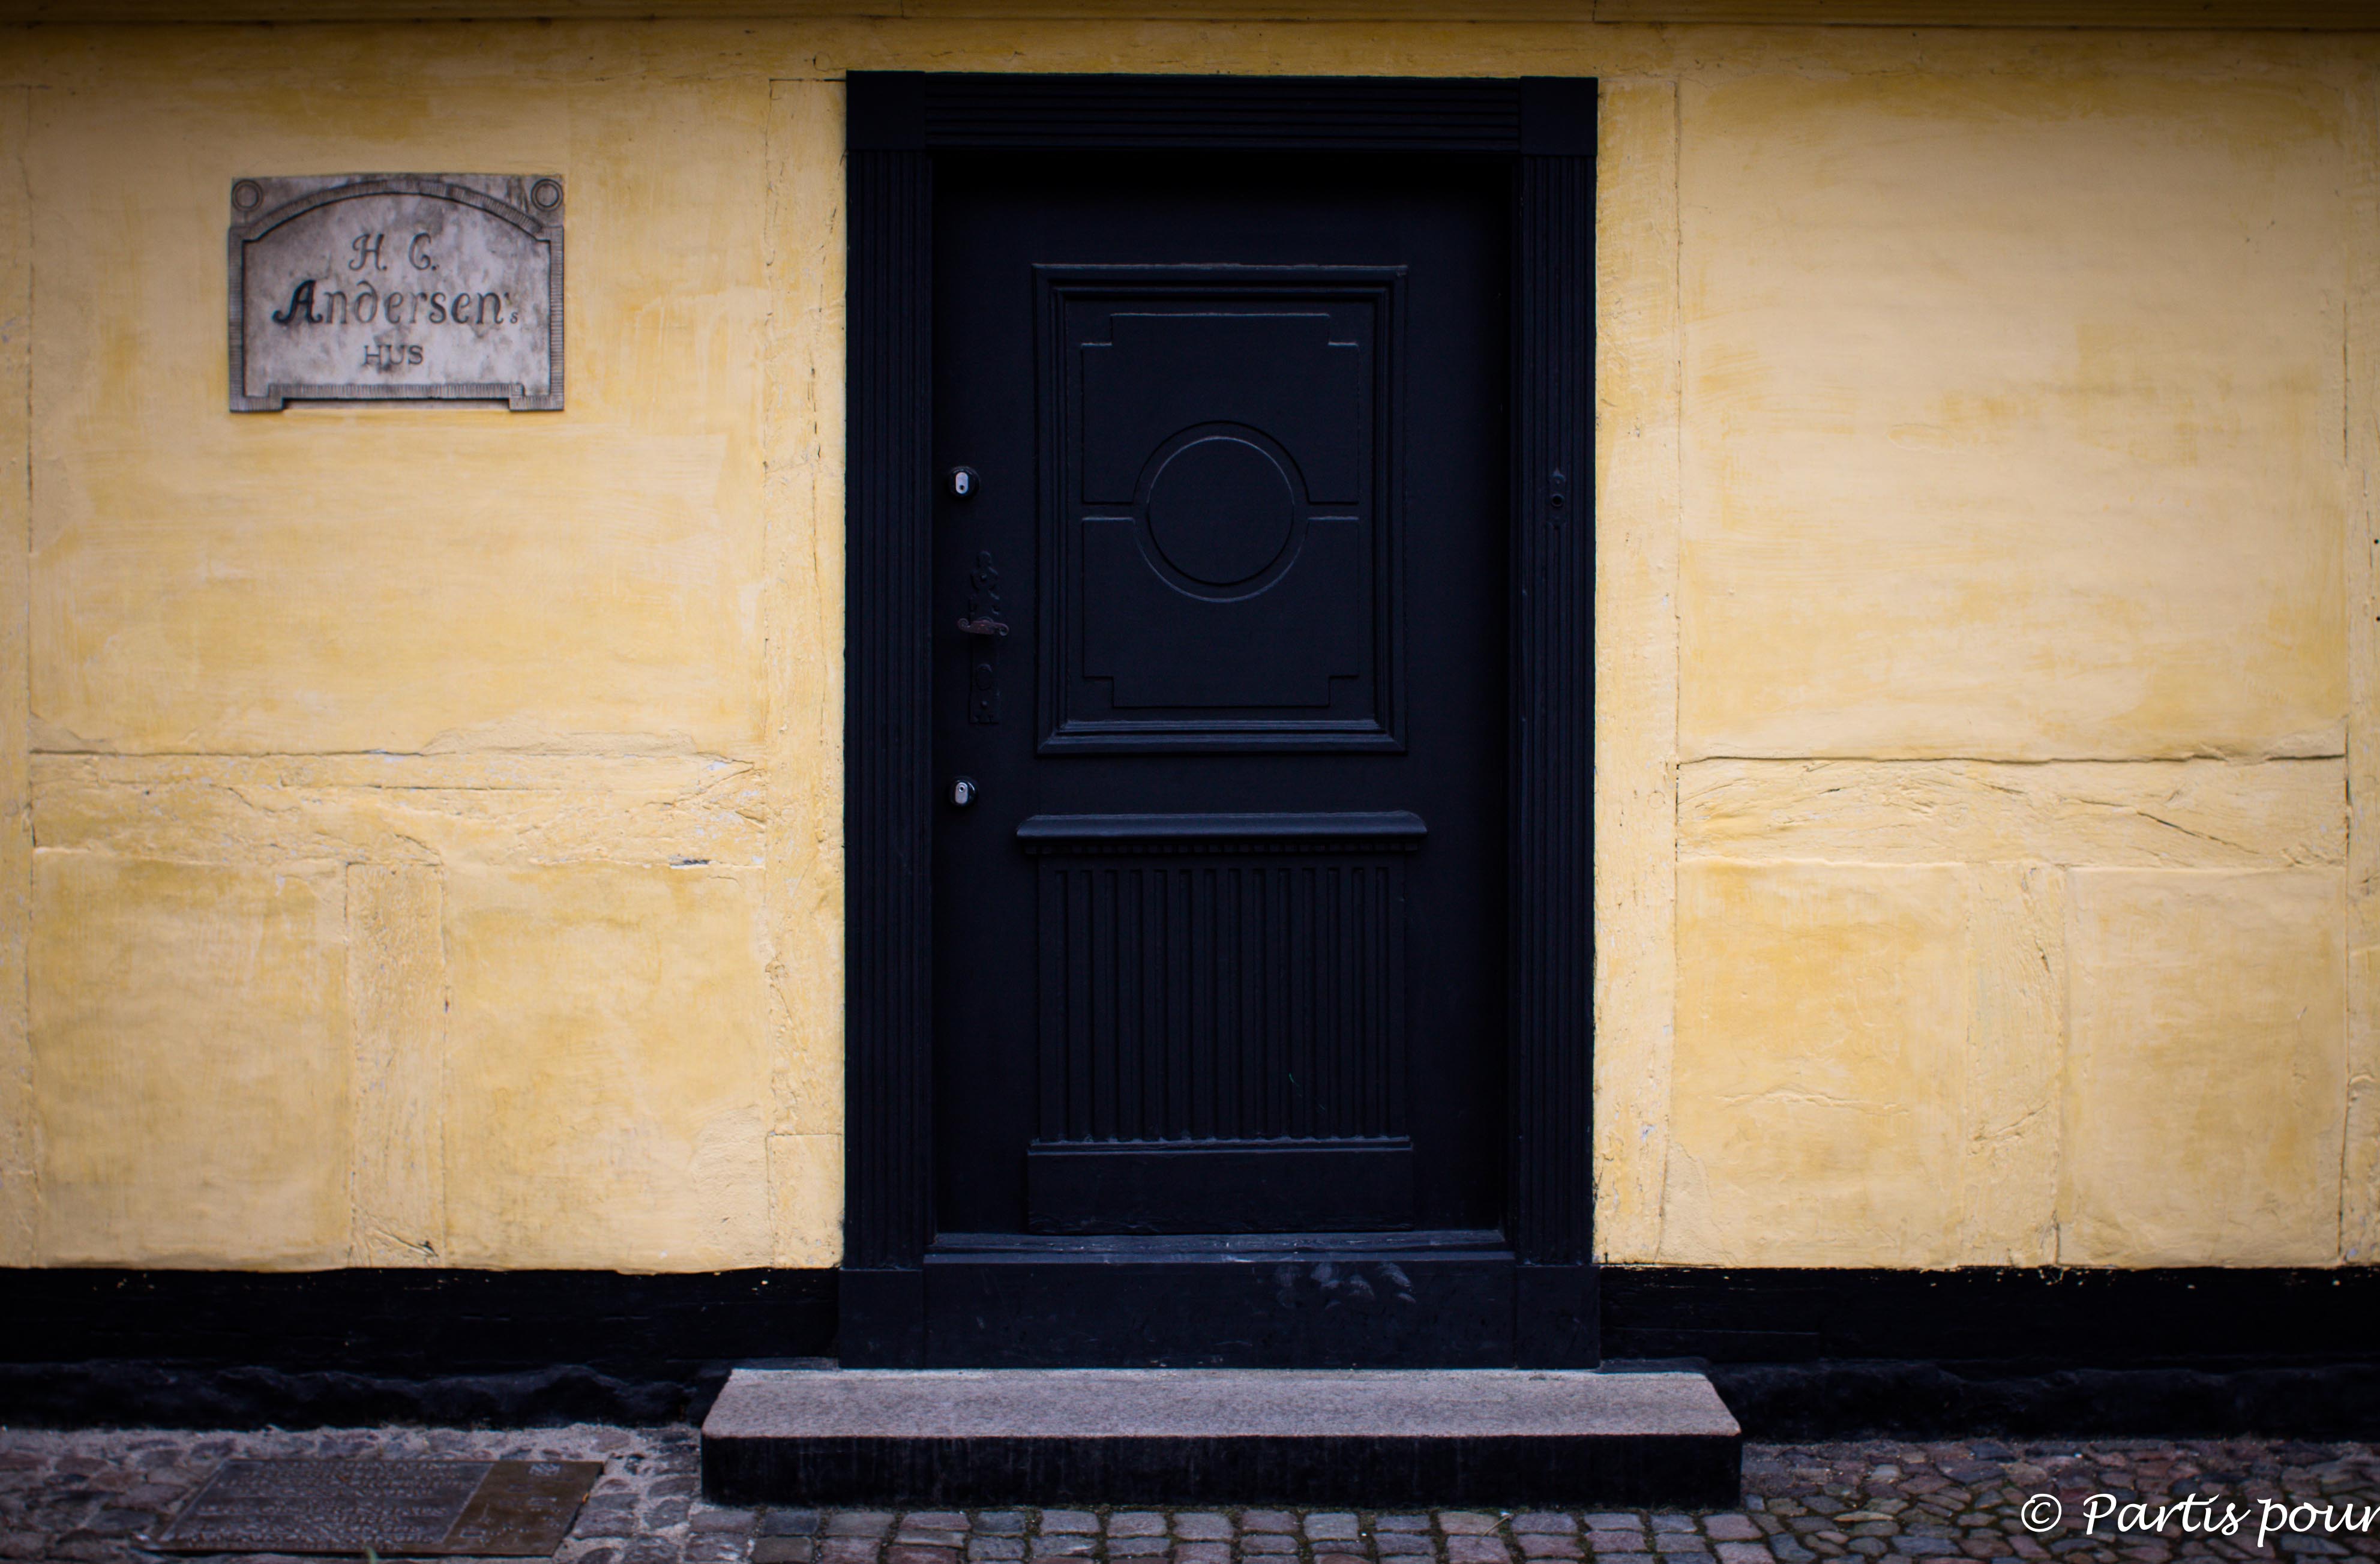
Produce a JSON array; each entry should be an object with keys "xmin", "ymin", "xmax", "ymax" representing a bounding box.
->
[
  {"xmin": 5, "ymin": 1356, "xmax": 2371, "ymax": 1440},
  {"xmin": 0, "ymin": 1361, "xmax": 709, "ymax": 1430},
  {"xmin": 1618, "ymin": 1266, "xmax": 2380, "ymax": 1437},
  {"xmin": 0, "ymin": 1268, "xmax": 837, "ymax": 1428},
  {"xmin": 2, "ymin": 1265, "xmax": 2375, "ymax": 1437},
  {"xmin": 1600, "ymin": 1265, "xmax": 2380, "ymax": 1366},
  {"xmin": 1705, "ymin": 1359, "xmax": 2380, "ymax": 1441},
  {"xmin": 1609, "ymin": 1265, "xmax": 2380, "ymax": 1440}
]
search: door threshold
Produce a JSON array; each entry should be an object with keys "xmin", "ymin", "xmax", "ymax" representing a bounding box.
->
[
  {"xmin": 928, "ymin": 1228, "xmax": 1511, "ymax": 1259},
  {"xmin": 915, "ymin": 1236, "xmax": 1527, "ymax": 1368}
]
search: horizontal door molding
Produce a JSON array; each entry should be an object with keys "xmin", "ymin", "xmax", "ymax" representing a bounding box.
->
[{"xmin": 1017, "ymin": 811, "xmax": 1426, "ymax": 852}]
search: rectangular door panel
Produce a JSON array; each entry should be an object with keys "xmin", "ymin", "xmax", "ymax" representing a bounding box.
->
[
  {"xmin": 1026, "ymin": 1140, "xmax": 1414, "ymax": 1235},
  {"xmin": 922, "ymin": 1236, "xmax": 1516, "ymax": 1368},
  {"xmin": 1033, "ymin": 856, "xmax": 1408, "ymax": 1147},
  {"xmin": 1039, "ymin": 269, "xmax": 1402, "ymax": 752},
  {"xmin": 1020, "ymin": 809, "xmax": 1419, "ymax": 1234}
]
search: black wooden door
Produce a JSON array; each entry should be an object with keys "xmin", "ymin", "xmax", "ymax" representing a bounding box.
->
[{"xmin": 931, "ymin": 152, "xmax": 1510, "ymax": 1245}]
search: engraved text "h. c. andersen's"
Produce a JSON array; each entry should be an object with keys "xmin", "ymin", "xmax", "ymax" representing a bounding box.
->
[{"xmin": 267, "ymin": 228, "xmax": 521, "ymax": 372}]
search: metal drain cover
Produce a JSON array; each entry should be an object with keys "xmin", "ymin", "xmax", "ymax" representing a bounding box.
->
[{"xmin": 152, "ymin": 1457, "xmax": 601, "ymax": 1556}]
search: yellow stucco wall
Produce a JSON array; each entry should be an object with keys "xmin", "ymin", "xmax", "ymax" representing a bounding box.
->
[{"xmin": 0, "ymin": 17, "xmax": 2367, "ymax": 1271}]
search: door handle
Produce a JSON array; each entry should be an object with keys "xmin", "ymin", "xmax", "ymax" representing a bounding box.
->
[{"xmin": 956, "ymin": 615, "xmax": 1010, "ymax": 637}]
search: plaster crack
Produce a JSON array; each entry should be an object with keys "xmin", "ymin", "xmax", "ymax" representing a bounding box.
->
[
  {"xmin": 1971, "ymin": 1096, "xmax": 2052, "ymax": 1147},
  {"xmin": 2126, "ymin": 807, "xmax": 2258, "ymax": 857}
]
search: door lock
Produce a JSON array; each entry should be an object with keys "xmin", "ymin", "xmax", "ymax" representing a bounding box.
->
[
  {"xmin": 951, "ymin": 777, "xmax": 978, "ymax": 807},
  {"xmin": 963, "ymin": 550, "xmax": 1006, "ymax": 724}
]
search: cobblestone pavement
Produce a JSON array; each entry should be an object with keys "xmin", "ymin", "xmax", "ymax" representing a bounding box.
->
[{"xmin": 0, "ymin": 1426, "xmax": 2375, "ymax": 1564}]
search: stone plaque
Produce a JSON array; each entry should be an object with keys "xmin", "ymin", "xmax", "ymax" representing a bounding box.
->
[
  {"xmin": 229, "ymin": 173, "xmax": 563, "ymax": 410},
  {"xmin": 152, "ymin": 1457, "xmax": 602, "ymax": 1555}
]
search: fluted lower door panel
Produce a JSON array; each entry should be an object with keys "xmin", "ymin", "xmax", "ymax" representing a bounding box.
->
[{"xmin": 1023, "ymin": 823, "xmax": 1414, "ymax": 1233}]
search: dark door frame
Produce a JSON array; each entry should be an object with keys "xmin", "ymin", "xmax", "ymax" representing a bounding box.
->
[{"xmin": 842, "ymin": 72, "xmax": 1596, "ymax": 1367}]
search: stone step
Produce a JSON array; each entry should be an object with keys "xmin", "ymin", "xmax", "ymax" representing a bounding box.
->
[{"xmin": 700, "ymin": 1367, "xmax": 1741, "ymax": 1508}]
